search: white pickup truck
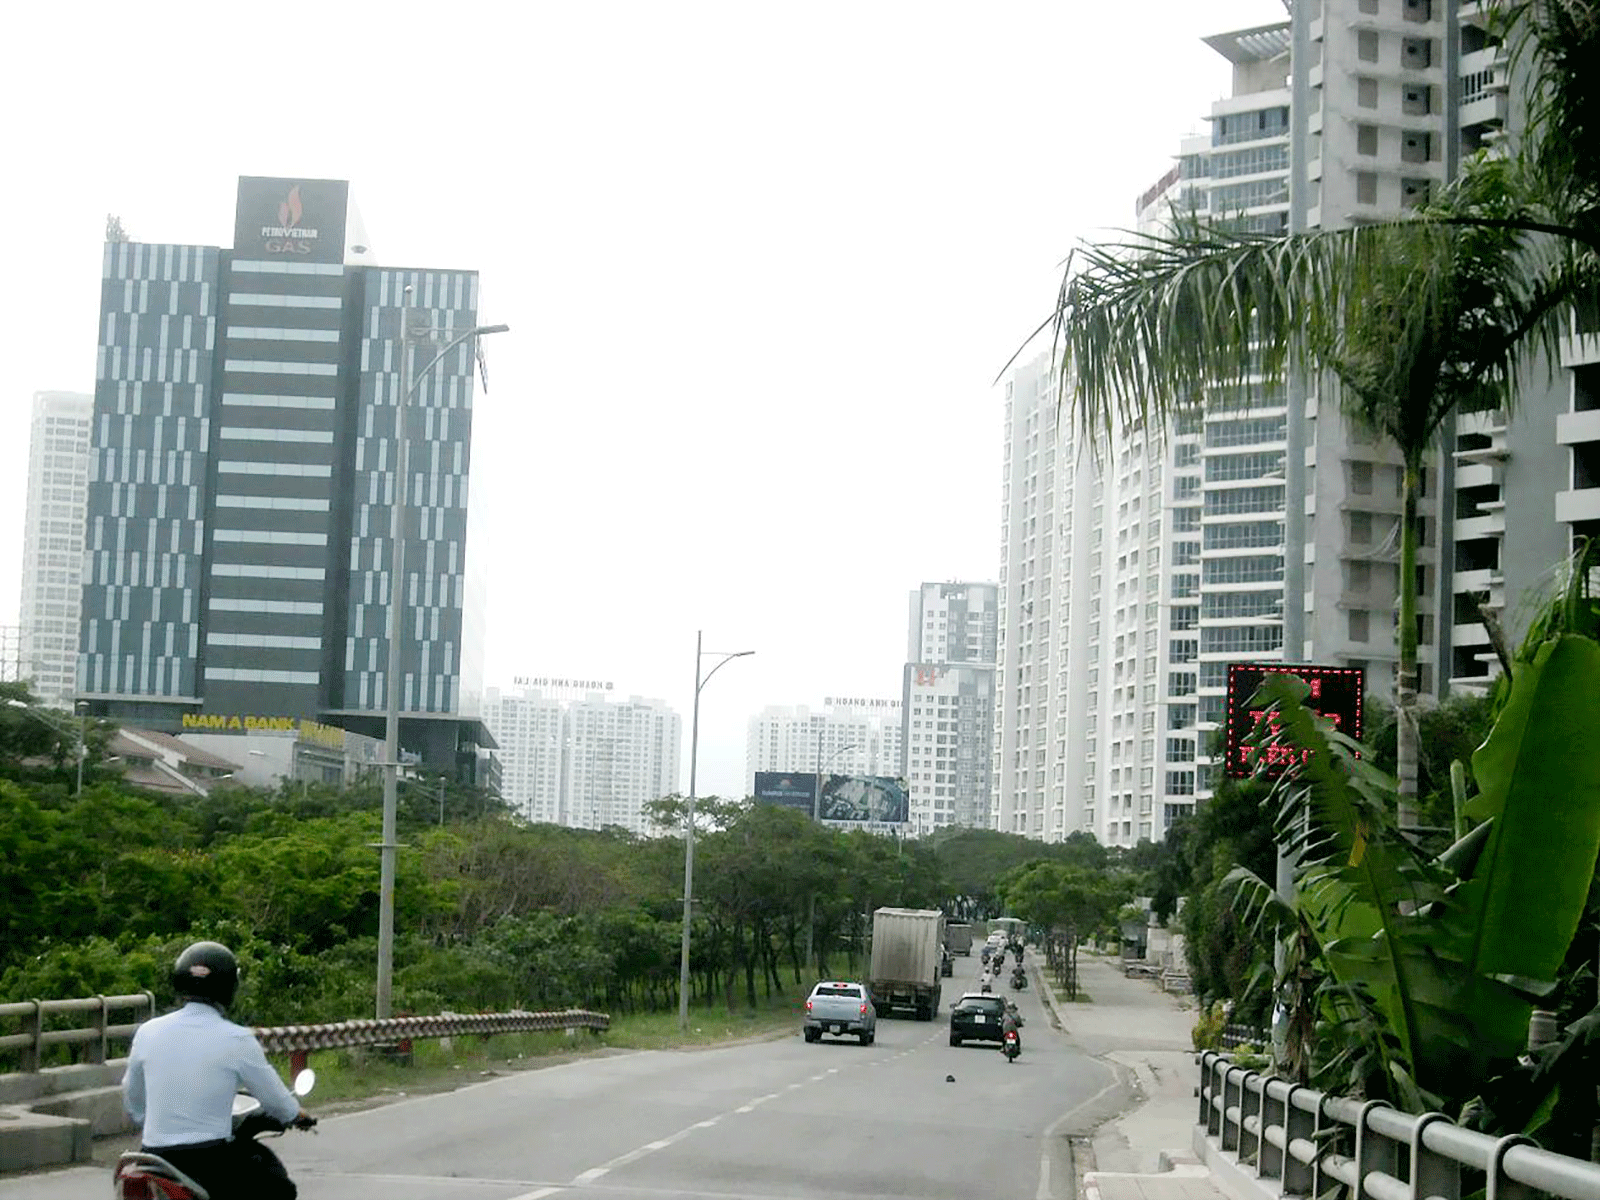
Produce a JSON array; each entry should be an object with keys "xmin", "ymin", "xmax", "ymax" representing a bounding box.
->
[{"xmin": 803, "ymin": 980, "xmax": 877, "ymax": 1044}]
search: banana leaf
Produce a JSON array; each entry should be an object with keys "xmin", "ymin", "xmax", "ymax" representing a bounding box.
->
[{"xmin": 1250, "ymin": 642, "xmax": 1600, "ymax": 1108}]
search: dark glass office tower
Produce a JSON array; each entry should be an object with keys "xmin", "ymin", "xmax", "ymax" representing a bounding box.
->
[{"xmin": 80, "ymin": 177, "xmax": 491, "ymax": 776}]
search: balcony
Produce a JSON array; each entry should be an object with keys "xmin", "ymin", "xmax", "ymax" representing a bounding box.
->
[
  {"xmin": 1558, "ymin": 330, "xmax": 1600, "ymax": 368},
  {"xmin": 1556, "ymin": 488, "xmax": 1600, "ymax": 524},
  {"xmin": 1557, "ymin": 409, "xmax": 1600, "ymax": 446}
]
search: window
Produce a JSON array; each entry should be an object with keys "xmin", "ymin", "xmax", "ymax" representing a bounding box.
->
[
  {"xmin": 1202, "ymin": 555, "xmax": 1283, "ymax": 585},
  {"xmin": 1166, "ymin": 738, "xmax": 1196, "ymax": 762},
  {"xmin": 1201, "ymin": 625, "xmax": 1284, "ymax": 656},
  {"xmin": 1206, "ymin": 416, "xmax": 1285, "ymax": 449},
  {"xmin": 1357, "ymin": 172, "xmax": 1379, "ymax": 205},
  {"xmin": 1212, "ymin": 107, "xmax": 1290, "ymax": 147},
  {"xmin": 1210, "ymin": 144, "xmax": 1289, "ymax": 179},
  {"xmin": 1357, "ymin": 78, "xmax": 1379, "ymax": 109},
  {"xmin": 1211, "ymin": 178, "xmax": 1289, "ymax": 212},
  {"xmin": 1357, "ymin": 125, "xmax": 1379, "ymax": 156},
  {"xmin": 1203, "ymin": 485, "xmax": 1284, "ymax": 516},
  {"xmin": 1348, "ymin": 609, "xmax": 1370, "ymax": 642},
  {"xmin": 1358, "ymin": 31, "xmax": 1380, "ymax": 62},
  {"xmin": 1402, "ymin": 85, "xmax": 1432, "ymax": 115},
  {"xmin": 1350, "ymin": 461, "xmax": 1373, "ymax": 495},
  {"xmin": 1206, "ymin": 450, "xmax": 1285, "ymax": 483},
  {"xmin": 1203, "ymin": 521, "xmax": 1283, "ymax": 551},
  {"xmin": 1401, "ymin": 38, "xmax": 1433, "ymax": 68},
  {"xmin": 1402, "ymin": 132, "xmax": 1432, "ymax": 164},
  {"xmin": 1200, "ymin": 591, "xmax": 1282, "ymax": 620}
]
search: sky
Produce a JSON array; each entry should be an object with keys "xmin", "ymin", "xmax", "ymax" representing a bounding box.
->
[{"xmin": 0, "ymin": 0, "xmax": 1286, "ymax": 800}]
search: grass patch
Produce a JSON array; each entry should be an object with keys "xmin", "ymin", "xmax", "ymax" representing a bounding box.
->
[{"xmin": 269, "ymin": 993, "xmax": 807, "ymax": 1108}]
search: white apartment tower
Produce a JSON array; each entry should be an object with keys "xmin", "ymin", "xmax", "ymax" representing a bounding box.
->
[
  {"xmin": 484, "ymin": 688, "xmax": 681, "ymax": 834},
  {"xmin": 19, "ymin": 391, "xmax": 92, "ymax": 708},
  {"xmin": 746, "ymin": 702, "xmax": 903, "ymax": 793},
  {"xmin": 903, "ymin": 581, "xmax": 997, "ymax": 835}
]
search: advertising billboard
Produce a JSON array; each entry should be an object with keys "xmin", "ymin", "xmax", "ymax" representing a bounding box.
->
[
  {"xmin": 819, "ymin": 774, "xmax": 909, "ymax": 824},
  {"xmin": 1224, "ymin": 663, "xmax": 1364, "ymax": 779},
  {"xmin": 753, "ymin": 771, "xmax": 818, "ymax": 815},
  {"xmin": 233, "ymin": 176, "xmax": 349, "ymax": 265}
]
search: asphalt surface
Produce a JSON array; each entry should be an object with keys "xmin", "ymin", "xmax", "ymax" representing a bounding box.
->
[{"xmin": 5, "ymin": 954, "xmax": 1127, "ymax": 1200}]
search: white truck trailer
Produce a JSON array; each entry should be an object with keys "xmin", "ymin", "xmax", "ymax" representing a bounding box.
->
[{"xmin": 868, "ymin": 907, "xmax": 945, "ymax": 1020}]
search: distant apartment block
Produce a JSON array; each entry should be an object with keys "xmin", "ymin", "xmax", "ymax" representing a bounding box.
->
[
  {"xmin": 746, "ymin": 701, "xmax": 903, "ymax": 796},
  {"xmin": 484, "ymin": 686, "xmax": 681, "ymax": 834},
  {"xmin": 18, "ymin": 391, "xmax": 92, "ymax": 708},
  {"xmin": 903, "ymin": 581, "xmax": 996, "ymax": 835}
]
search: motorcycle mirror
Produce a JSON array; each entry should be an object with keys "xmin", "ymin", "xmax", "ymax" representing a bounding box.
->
[{"xmin": 292, "ymin": 1068, "xmax": 317, "ymax": 1097}]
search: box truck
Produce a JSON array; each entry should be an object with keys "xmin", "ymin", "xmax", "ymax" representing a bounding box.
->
[{"xmin": 868, "ymin": 907, "xmax": 945, "ymax": 1020}]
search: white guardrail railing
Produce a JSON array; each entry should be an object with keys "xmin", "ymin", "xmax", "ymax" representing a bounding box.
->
[
  {"xmin": 1198, "ymin": 1050, "xmax": 1600, "ymax": 1200},
  {"xmin": 1, "ymin": 995, "xmax": 609, "ymax": 1074}
]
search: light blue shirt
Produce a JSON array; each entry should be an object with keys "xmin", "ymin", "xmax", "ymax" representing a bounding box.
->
[{"xmin": 123, "ymin": 1002, "xmax": 300, "ymax": 1147}]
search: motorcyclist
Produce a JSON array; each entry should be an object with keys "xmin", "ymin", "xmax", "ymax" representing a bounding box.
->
[
  {"xmin": 123, "ymin": 941, "xmax": 309, "ymax": 1200},
  {"xmin": 1002, "ymin": 999, "xmax": 1025, "ymax": 1054}
]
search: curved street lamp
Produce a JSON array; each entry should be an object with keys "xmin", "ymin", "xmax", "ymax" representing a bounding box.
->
[
  {"xmin": 376, "ymin": 289, "xmax": 509, "ymax": 1020},
  {"xmin": 678, "ymin": 631, "xmax": 754, "ymax": 1030}
]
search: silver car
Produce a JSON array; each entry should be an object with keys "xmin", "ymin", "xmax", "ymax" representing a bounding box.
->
[{"xmin": 803, "ymin": 981, "xmax": 877, "ymax": 1044}]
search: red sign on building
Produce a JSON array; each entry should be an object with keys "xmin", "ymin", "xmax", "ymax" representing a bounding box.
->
[{"xmin": 1223, "ymin": 663, "xmax": 1364, "ymax": 779}]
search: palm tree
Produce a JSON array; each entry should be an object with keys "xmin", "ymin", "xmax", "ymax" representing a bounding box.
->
[{"xmin": 1035, "ymin": 1, "xmax": 1600, "ymax": 828}]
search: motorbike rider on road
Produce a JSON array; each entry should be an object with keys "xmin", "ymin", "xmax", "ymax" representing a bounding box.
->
[
  {"xmin": 1001, "ymin": 999, "xmax": 1024, "ymax": 1054},
  {"xmin": 123, "ymin": 941, "xmax": 309, "ymax": 1200}
]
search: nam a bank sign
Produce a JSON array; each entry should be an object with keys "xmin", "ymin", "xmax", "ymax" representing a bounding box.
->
[{"xmin": 181, "ymin": 713, "xmax": 346, "ymax": 748}]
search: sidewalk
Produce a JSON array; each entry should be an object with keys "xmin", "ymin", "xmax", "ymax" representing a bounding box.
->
[{"xmin": 1035, "ymin": 952, "xmax": 1229, "ymax": 1200}]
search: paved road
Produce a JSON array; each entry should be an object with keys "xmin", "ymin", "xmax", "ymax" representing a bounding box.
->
[{"xmin": 5, "ymin": 958, "xmax": 1125, "ymax": 1200}]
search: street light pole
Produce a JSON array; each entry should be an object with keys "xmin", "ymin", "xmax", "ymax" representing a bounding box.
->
[
  {"xmin": 376, "ymin": 288, "xmax": 509, "ymax": 1020},
  {"xmin": 75, "ymin": 702, "xmax": 87, "ymax": 797},
  {"xmin": 677, "ymin": 631, "xmax": 754, "ymax": 1030},
  {"xmin": 804, "ymin": 733, "xmax": 857, "ymax": 971}
]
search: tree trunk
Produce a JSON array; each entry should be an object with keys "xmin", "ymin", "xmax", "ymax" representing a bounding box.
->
[{"xmin": 1396, "ymin": 459, "xmax": 1421, "ymax": 833}]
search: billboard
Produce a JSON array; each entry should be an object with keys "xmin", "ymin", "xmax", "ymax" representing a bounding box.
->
[
  {"xmin": 753, "ymin": 771, "xmax": 817, "ymax": 814},
  {"xmin": 819, "ymin": 774, "xmax": 909, "ymax": 824},
  {"xmin": 1224, "ymin": 663, "xmax": 1364, "ymax": 779},
  {"xmin": 233, "ymin": 176, "xmax": 349, "ymax": 265}
]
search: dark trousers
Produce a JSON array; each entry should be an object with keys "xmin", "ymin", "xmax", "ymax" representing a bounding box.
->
[{"xmin": 146, "ymin": 1137, "xmax": 296, "ymax": 1200}]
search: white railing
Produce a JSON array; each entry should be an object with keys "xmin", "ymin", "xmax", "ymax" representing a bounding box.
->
[{"xmin": 1198, "ymin": 1050, "xmax": 1600, "ymax": 1200}]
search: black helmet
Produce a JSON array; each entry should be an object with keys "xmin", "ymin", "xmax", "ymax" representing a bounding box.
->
[{"xmin": 172, "ymin": 941, "xmax": 239, "ymax": 1008}]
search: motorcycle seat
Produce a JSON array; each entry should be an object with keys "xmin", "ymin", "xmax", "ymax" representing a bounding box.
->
[{"xmin": 115, "ymin": 1151, "xmax": 211, "ymax": 1200}]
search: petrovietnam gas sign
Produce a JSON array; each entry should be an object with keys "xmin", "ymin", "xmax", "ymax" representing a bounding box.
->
[{"xmin": 233, "ymin": 176, "xmax": 349, "ymax": 265}]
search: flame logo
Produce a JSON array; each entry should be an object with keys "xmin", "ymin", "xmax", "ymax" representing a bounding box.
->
[{"xmin": 278, "ymin": 186, "xmax": 303, "ymax": 231}]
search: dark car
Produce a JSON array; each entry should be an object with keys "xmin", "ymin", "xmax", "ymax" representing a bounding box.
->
[{"xmin": 948, "ymin": 992, "xmax": 1007, "ymax": 1047}]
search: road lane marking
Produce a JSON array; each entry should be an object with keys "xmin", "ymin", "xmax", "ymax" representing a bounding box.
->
[
  {"xmin": 508, "ymin": 1189, "xmax": 562, "ymax": 1200},
  {"xmin": 644, "ymin": 1139, "xmax": 673, "ymax": 1150},
  {"xmin": 1037, "ymin": 1060, "xmax": 1122, "ymax": 1200},
  {"xmin": 573, "ymin": 1167, "xmax": 609, "ymax": 1183}
]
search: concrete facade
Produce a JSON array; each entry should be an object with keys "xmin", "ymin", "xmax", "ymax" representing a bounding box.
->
[{"xmin": 17, "ymin": 391, "xmax": 92, "ymax": 708}]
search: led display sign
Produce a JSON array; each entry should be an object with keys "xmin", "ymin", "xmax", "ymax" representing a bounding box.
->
[{"xmin": 1223, "ymin": 663, "xmax": 1364, "ymax": 779}]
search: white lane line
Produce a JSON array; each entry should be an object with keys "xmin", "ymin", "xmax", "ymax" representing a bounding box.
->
[
  {"xmin": 573, "ymin": 1166, "xmax": 609, "ymax": 1184},
  {"xmin": 644, "ymin": 1139, "xmax": 673, "ymax": 1150},
  {"xmin": 1037, "ymin": 1061, "xmax": 1123, "ymax": 1200},
  {"xmin": 508, "ymin": 1189, "xmax": 562, "ymax": 1200},
  {"xmin": 694, "ymin": 1118, "xmax": 720, "ymax": 1128},
  {"xmin": 736, "ymin": 1104, "xmax": 756, "ymax": 1113}
]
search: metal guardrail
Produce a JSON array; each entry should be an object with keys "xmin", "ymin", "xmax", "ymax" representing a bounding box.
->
[
  {"xmin": 0, "ymin": 994, "xmax": 156, "ymax": 1071},
  {"xmin": 1198, "ymin": 1050, "xmax": 1600, "ymax": 1200},
  {"xmin": 253, "ymin": 1010, "xmax": 609, "ymax": 1054},
  {"xmin": 1, "ymin": 996, "xmax": 610, "ymax": 1073}
]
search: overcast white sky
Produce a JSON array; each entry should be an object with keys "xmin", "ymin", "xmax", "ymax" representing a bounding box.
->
[{"xmin": 1, "ymin": 1, "xmax": 1285, "ymax": 799}]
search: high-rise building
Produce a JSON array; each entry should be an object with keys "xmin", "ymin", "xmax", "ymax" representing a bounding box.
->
[
  {"xmin": 745, "ymin": 702, "xmax": 903, "ymax": 795},
  {"xmin": 903, "ymin": 581, "xmax": 997, "ymax": 835},
  {"xmin": 79, "ymin": 177, "xmax": 493, "ymax": 777},
  {"xmin": 1284, "ymin": 2, "xmax": 1570, "ymax": 698},
  {"xmin": 19, "ymin": 391, "xmax": 92, "ymax": 707},
  {"xmin": 483, "ymin": 686, "xmax": 681, "ymax": 834}
]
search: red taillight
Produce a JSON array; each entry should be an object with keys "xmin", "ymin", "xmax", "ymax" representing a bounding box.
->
[
  {"xmin": 805, "ymin": 999, "xmax": 813, "ymax": 1012},
  {"xmin": 860, "ymin": 1002, "xmax": 868, "ymax": 1015}
]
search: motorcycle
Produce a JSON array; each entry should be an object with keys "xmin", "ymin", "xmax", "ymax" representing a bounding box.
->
[
  {"xmin": 1003, "ymin": 1029, "xmax": 1020, "ymax": 1063},
  {"xmin": 113, "ymin": 1068, "xmax": 318, "ymax": 1199},
  {"xmin": 1011, "ymin": 967, "xmax": 1028, "ymax": 990}
]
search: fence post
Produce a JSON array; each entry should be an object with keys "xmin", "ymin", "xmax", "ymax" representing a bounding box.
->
[
  {"xmin": 1259, "ymin": 1078, "xmax": 1285, "ymax": 1182},
  {"xmin": 1239, "ymin": 1071, "xmax": 1263, "ymax": 1168},
  {"xmin": 1282, "ymin": 1084, "xmax": 1316, "ymax": 1198},
  {"xmin": 1485, "ymin": 1134, "xmax": 1536, "ymax": 1200},
  {"xmin": 89, "ymin": 995, "xmax": 108, "ymax": 1064},
  {"xmin": 1409, "ymin": 1113, "xmax": 1458, "ymax": 1200},
  {"xmin": 21, "ymin": 1001, "xmax": 42, "ymax": 1073},
  {"xmin": 1353, "ymin": 1099, "xmax": 1394, "ymax": 1200},
  {"xmin": 1221, "ymin": 1064, "xmax": 1245, "ymax": 1153}
]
